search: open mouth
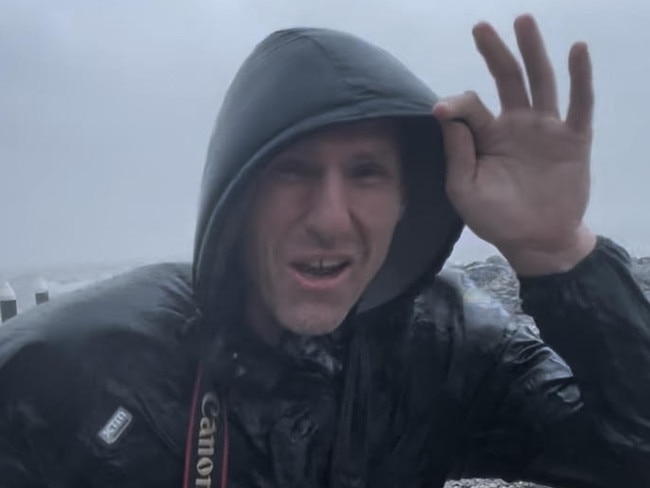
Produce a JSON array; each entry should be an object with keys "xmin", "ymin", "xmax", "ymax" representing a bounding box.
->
[{"xmin": 292, "ymin": 259, "xmax": 351, "ymax": 278}]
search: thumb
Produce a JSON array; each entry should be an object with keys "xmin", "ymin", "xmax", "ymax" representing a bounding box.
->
[{"xmin": 437, "ymin": 119, "xmax": 477, "ymax": 199}]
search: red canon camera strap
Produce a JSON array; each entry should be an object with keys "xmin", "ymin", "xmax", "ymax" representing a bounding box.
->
[{"xmin": 183, "ymin": 367, "xmax": 229, "ymax": 488}]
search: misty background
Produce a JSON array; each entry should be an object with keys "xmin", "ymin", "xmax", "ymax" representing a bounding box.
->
[{"xmin": 1, "ymin": 0, "xmax": 649, "ymax": 277}]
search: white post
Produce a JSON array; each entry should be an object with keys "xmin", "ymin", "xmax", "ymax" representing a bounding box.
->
[
  {"xmin": 34, "ymin": 277, "xmax": 49, "ymax": 305},
  {"xmin": 0, "ymin": 281, "xmax": 17, "ymax": 323}
]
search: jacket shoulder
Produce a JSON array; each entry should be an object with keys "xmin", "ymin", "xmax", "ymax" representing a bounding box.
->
[
  {"xmin": 4, "ymin": 262, "xmax": 195, "ymax": 340},
  {"xmin": 403, "ymin": 267, "xmax": 552, "ymax": 404},
  {"xmin": 0, "ymin": 262, "xmax": 198, "ymax": 388},
  {"xmin": 0, "ymin": 262, "xmax": 198, "ymax": 485}
]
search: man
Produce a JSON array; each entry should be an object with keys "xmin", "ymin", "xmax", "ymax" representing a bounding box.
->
[{"xmin": 0, "ymin": 13, "xmax": 649, "ymax": 488}]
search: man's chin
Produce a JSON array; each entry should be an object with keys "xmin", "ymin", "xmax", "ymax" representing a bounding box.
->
[{"xmin": 278, "ymin": 307, "xmax": 351, "ymax": 337}]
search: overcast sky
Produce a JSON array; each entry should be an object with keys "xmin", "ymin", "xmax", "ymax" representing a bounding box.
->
[{"xmin": 1, "ymin": 0, "xmax": 649, "ymax": 274}]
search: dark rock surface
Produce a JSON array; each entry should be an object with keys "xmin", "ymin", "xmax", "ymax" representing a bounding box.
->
[
  {"xmin": 445, "ymin": 481, "xmax": 547, "ymax": 488},
  {"xmin": 461, "ymin": 253, "xmax": 650, "ymax": 332}
]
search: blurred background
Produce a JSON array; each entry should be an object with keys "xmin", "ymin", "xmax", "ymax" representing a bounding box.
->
[{"xmin": 1, "ymin": 0, "xmax": 648, "ymax": 278}]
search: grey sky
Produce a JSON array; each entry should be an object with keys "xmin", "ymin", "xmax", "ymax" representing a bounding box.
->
[{"xmin": 1, "ymin": 0, "xmax": 649, "ymax": 274}]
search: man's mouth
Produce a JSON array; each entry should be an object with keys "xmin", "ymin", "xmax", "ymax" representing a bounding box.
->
[{"xmin": 291, "ymin": 259, "xmax": 351, "ymax": 278}]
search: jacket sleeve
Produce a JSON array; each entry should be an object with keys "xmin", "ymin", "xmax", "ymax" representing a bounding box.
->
[{"xmin": 454, "ymin": 237, "xmax": 650, "ymax": 487}]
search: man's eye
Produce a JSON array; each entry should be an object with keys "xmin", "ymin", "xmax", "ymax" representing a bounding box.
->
[{"xmin": 350, "ymin": 163, "xmax": 390, "ymax": 180}]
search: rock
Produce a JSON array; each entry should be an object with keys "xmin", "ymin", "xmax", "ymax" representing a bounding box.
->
[
  {"xmin": 444, "ymin": 481, "xmax": 548, "ymax": 488},
  {"xmin": 460, "ymin": 258, "xmax": 537, "ymax": 333},
  {"xmin": 631, "ymin": 258, "xmax": 650, "ymax": 296},
  {"xmin": 456, "ymin": 254, "xmax": 650, "ymax": 338}
]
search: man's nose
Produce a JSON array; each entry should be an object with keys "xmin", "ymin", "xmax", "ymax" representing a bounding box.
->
[{"xmin": 305, "ymin": 172, "xmax": 353, "ymax": 244}]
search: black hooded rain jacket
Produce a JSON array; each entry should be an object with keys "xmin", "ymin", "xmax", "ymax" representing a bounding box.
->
[{"xmin": 1, "ymin": 28, "xmax": 650, "ymax": 488}]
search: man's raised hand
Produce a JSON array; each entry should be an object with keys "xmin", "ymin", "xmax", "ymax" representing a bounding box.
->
[{"xmin": 434, "ymin": 14, "xmax": 597, "ymax": 275}]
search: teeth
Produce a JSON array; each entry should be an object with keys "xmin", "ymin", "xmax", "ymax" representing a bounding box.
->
[
  {"xmin": 295, "ymin": 259, "xmax": 349, "ymax": 277},
  {"xmin": 307, "ymin": 259, "xmax": 345, "ymax": 269}
]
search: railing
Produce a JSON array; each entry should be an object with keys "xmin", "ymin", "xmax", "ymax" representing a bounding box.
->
[{"xmin": 0, "ymin": 280, "xmax": 49, "ymax": 323}]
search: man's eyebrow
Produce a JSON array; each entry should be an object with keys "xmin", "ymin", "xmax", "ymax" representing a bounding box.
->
[
  {"xmin": 271, "ymin": 147, "xmax": 313, "ymax": 162},
  {"xmin": 349, "ymin": 150, "xmax": 397, "ymax": 164},
  {"xmin": 268, "ymin": 152, "xmax": 307, "ymax": 166}
]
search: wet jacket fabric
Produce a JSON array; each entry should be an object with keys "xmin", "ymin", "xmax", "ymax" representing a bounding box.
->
[{"xmin": 1, "ymin": 27, "xmax": 650, "ymax": 488}]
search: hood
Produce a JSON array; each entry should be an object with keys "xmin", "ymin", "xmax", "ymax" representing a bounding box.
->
[{"xmin": 193, "ymin": 27, "xmax": 464, "ymax": 317}]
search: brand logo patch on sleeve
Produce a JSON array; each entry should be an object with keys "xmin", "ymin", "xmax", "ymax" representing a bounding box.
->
[{"xmin": 98, "ymin": 407, "xmax": 133, "ymax": 445}]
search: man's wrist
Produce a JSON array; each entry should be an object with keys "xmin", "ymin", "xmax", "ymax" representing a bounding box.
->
[{"xmin": 499, "ymin": 226, "xmax": 598, "ymax": 277}]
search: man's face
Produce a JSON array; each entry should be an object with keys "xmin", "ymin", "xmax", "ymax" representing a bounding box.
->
[{"xmin": 244, "ymin": 119, "xmax": 404, "ymax": 338}]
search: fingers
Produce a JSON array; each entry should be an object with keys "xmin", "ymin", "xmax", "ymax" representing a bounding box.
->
[
  {"xmin": 514, "ymin": 15, "xmax": 559, "ymax": 115},
  {"xmin": 438, "ymin": 120, "xmax": 477, "ymax": 198},
  {"xmin": 473, "ymin": 21, "xmax": 530, "ymax": 111},
  {"xmin": 566, "ymin": 42, "xmax": 594, "ymax": 134},
  {"xmin": 433, "ymin": 91, "xmax": 495, "ymax": 136},
  {"xmin": 464, "ymin": 14, "xmax": 592, "ymax": 132},
  {"xmin": 434, "ymin": 94, "xmax": 489, "ymax": 193}
]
